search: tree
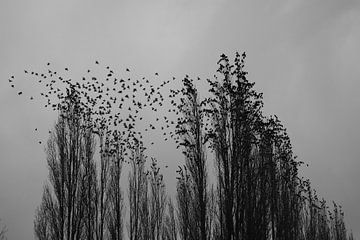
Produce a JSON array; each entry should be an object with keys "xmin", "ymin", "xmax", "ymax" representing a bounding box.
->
[
  {"xmin": 175, "ymin": 76, "xmax": 208, "ymax": 240},
  {"xmin": 34, "ymin": 88, "xmax": 95, "ymax": 240},
  {"xmin": 127, "ymin": 142, "xmax": 148, "ymax": 240},
  {"xmin": 106, "ymin": 131, "xmax": 125, "ymax": 240},
  {"xmin": 202, "ymin": 53, "xmax": 309, "ymax": 240},
  {"xmin": 204, "ymin": 52, "xmax": 265, "ymax": 240},
  {"xmin": 0, "ymin": 219, "xmax": 7, "ymax": 240},
  {"xmin": 82, "ymin": 111, "xmax": 98, "ymax": 240},
  {"xmin": 96, "ymin": 132, "xmax": 111, "ymax": 240},
  {"xmin": 176, "ymin": 166, "xmax": 195, "ymax": 240},
  {"xmin": 162, "ymin": 199, "xmax": 177, "ymax": 240},
  {"xmin": 148, "ymin": 158, "xmax": 167, "ymax": 240}
]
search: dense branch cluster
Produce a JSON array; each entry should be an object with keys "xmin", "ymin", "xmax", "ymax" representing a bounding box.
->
[{"xmin": 11, "ymin": 53, "xmax": 353, "ymax": 240}]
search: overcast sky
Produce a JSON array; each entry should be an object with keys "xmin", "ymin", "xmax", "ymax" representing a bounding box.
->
[{"xmin": 1, "ymin": 0, "xmax": 360, "ymax": 239}]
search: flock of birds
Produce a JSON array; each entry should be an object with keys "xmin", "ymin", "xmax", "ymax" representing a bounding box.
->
[
  {"xmin": 8, "ymin": 55, "xmax": 279, "ymax": 184},
  {"xmin": 7, "ymin": 61, "xmax": 198, "ymax": 165}
]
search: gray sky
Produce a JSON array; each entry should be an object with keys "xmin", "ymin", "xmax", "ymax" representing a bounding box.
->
[{"xmin": 1, "ymin": 0, "xmax": 360, "ymax": 239}]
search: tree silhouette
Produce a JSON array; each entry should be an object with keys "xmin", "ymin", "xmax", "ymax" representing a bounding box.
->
[
  {"xmin": 203, "ymin": 52, "xmax": 266, "ymax": 240},
  {"xmin": 148, "ymin": 158, "xmax": 167, "ymax": 240},
  {"xmin": 106, "ymin": 132, "xmax": 125, "ymax": 240},
  {"xmin": 161, "ymin": 199, "xmax": 177, "ymax": 240},
  {"xmin": 29, "ymin": 53, "xmax": 356, "ymax": 240},
  {"xmin": 175, "ymin": 76, "xmax": 208, "ymax": 240},
  {"xmin": 0, "ymin": 219, "xmax": 7, "ymax": 240},
  {"xmin": 34, "ymin": 88, "xmax": 95, "ymax": 240},
  {"xmin": 127, "ymin": 143, "xmax": 148, "ymax": 240},
  {"xmin": 83, "ymin": 128, "xmax": 97, "ymax": 240},
  {"xmin": 96, "ymin": 132, "xmax": 111, "ymax": 240},
  {"xmin": 176, "ymin": 166, "xmax": 194, "ymax": 240}
]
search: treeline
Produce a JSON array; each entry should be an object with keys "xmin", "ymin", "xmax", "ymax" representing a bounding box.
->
[{"xmin": 34, "ymin": 53, "xmax": 355, "ymax": 240}]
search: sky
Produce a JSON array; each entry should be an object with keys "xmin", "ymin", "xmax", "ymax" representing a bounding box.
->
[{"xmin": 0, "ymin": 0, "xmax": 360, "ymax": 239}]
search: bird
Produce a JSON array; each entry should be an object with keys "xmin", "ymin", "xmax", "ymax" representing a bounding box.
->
[
  {"xmin": 18, "ymin": 92, "xmax": 23, "ymax": 95},
  {"xmin": 126, "ymin": 68, "xmax": 130, "ymax": 72}
]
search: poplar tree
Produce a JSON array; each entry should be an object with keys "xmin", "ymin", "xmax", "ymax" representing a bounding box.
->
[{"xmin": 34, "ymin": 88, "xmax": 95, "ymax": 240}]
